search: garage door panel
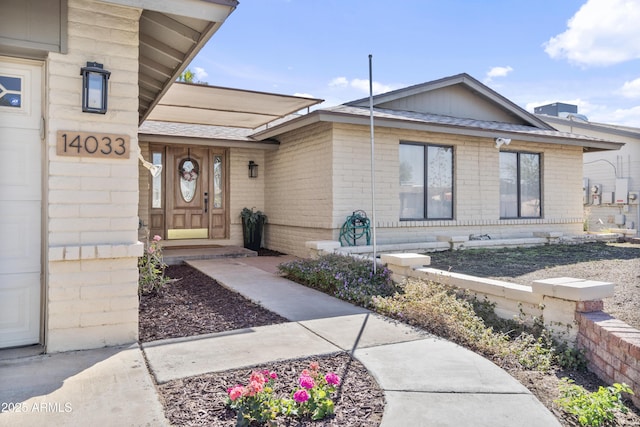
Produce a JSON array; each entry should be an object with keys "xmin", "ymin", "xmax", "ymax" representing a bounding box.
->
[
  {"xmin": 0, "ymin": 130, "xmax": 41, "ymax": 201},
  {"xmin": 0, "ymin": 201, "xmax": 41, "ymax": 274},
  {"xmin": 0, "ymin": 273, "xmax": 40, "ymax": 347}
]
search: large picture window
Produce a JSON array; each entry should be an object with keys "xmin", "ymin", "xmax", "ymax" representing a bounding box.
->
[
  {"xmin": 500, "ymin": 152, "xmax": 541, "ymax": 218},
  {"xmin": 399, "ymin": 143, "xmax": 453, "ymax": 220}
]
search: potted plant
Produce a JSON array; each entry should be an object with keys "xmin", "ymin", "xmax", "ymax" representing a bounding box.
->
[{"xmin": 241, "ymin": 207, "xmax": 267, "ymax": 251}]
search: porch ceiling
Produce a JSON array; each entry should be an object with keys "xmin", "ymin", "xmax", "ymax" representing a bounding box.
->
[
  {"xmin": 145, "ymin": 83, "xmax": 324, "ymax": 129},
  {"xmin": 130, "ymin": 0, "xmax": 239, "ymax": 123}
]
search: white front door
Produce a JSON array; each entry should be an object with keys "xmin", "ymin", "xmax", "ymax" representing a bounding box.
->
[{"xmin": 0, "ymin": 58, "xmax": 42, "ymax": 348}]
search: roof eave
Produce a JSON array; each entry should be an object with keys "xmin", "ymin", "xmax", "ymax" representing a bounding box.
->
[
  {"xmin": 138, "ymin": 131, "xmax": 280, "ymax": 150},
  {"xmin": 252, "ymin": 109, "xmax": 625, "ymax": 152},
  {"xmin": 539, "ymin": 115, "xmax": 640, "ymax": 140}
]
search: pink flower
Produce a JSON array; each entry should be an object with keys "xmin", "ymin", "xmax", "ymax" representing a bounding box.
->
[
  {"xmin": 309, "ymin": 362, "xmax": 320, "ymax": 371},
  {"xmin": 250, "ymin": 372, "xmax": 266, "ymax": 385},
  {"xmin": 325, "ymin": 372, "xmax": 341, "ymax": 386},
  {"xmin": 147, "ymin": 247, "xmax": 155, "ymax": 254},
  {"xmin": 293, "ymin": 389, "xmax": 309, "ymax": 403},
  {"xmin": 299, "ymin": 375, "xmax": 315, "ymax": 389},
  {"xmin": 153, "ymin": 235, "xmax": 162, "ymax": 242},
  {"xmin": 247, "ymin": 379, "xmax": 264, "ymax": 395},
  {"xmin": 227, "ymin": 385, "xmax": 244, "ymax": 401}
]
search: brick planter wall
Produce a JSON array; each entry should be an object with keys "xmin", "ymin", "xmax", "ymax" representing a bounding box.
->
[{"xmin": 576, "ymin": 311, "xmax": 640, "ymax": 408}]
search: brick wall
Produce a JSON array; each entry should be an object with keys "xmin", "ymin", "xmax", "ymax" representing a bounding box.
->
[
  {"xmin": 576, "ymin": 312, "xmax": 640, "ymax": 408},
  {"xmin": 45, "ymin": 0, "xmax": 142, "ymax": 352},
  {"xmin": 230, "ymin": 147, "xmax": 266, "ymax": 245},
  {"xmin": 267, "ymin": 121, "xmax": 585, "ymax": 257}
]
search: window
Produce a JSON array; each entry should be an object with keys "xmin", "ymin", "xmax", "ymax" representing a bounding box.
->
[
  {"xmin": 213, "ymin": 155, "xmax": 223, "ymax": 208},
  {"xmin": 500, "ymin": 152, "xmax": 541, "ymax": 218},
  {"xmin": 151, "ymin": 152, "xmax": 163, "ymax": 208},
  {"xmin": 0, "ymin": 75, "xmax": 22, "ymax": 108},
  {"xmin": 399, "ymin": 143, "xmax": 453, "ymax": 220}
]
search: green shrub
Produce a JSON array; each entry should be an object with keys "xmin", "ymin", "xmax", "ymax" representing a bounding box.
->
[
  {"xmin": 138, "ymin": 234, "xmax": 172, "ymax": 295},
  {"xmin": 555, "ymin": 378, "xmax": 633, "ymax": 426},
  {"xmin": 278, "ymin": 254, "xmax": 396, "ymax": 307},
  {"xmin": 373, "ymin": 278, "xmax": 555, "ymax": 371},
  {"xmin": 280, "ymin": 258, "xmax": 584, "ymax": 374}
]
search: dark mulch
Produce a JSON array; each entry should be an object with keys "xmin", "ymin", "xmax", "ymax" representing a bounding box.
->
[
  {"xmin": 140, "ymin": 262, "xmax": 386, "ymax": 426},
  {"xmin": 138, "ymin": 264, "xmax": 289, "ymax": 342},
  {"xmin": 158, "ymin": 352, "xmax": 385, "ymax": 427}
]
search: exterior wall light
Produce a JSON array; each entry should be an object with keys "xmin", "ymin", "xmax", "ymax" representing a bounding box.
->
[
  {"xmin": 81, "ymin": 62, "xmax": 110, "ymax": 114},
  {"xmin": 495, "ymin": 137, "xmax": 511, "ymax": 149},
  {"xmin": 248, "ymin": 160, "xmax": 259, "ymax": 178}
]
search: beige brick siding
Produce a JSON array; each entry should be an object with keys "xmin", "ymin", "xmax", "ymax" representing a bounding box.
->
[
  {"xmin": 229, "ymin": 148, "xmax": 266, "ymax": 245},
  {"xmin": 265, "ymin": 122, "xmax": 585, "ymax": 257},
  {"xmin": 263, "ymin": 123, "xmax": 334, "ymax": 255},
  {"xmin": 45, "ymin": 0, "xmax": 141, "ymax": 352}
]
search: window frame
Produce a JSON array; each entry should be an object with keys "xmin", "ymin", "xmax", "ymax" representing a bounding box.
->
[
  {"xmin": 499, "ymin": 151, "xmax": 542, "ymax": 219},
  {"xmin": 399, "ymin": 141, "xmax": 454, "ymax": 221}
]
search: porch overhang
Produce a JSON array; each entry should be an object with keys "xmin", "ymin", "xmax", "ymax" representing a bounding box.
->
[
  {"xmin": 145, "ymin": 83, "xmax": 324, "ymax": 129},
  {"xmin": 99, "ymin": 0, "xmax": 239, "ymax": 124}
]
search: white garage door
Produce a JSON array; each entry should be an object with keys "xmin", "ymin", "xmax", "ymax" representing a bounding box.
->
[{"xmin": 0, "ymin": 58, "xmax": 42, "ymax": 348}]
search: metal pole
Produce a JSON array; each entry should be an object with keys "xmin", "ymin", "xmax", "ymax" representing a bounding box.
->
[{"xmin": 369, "ymin": 54, "xmax": 377, "ymax": 273}]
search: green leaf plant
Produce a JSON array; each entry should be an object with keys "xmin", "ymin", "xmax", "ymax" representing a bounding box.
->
[{"xmin": 555, "ymin": 377, "xmax": 633, "ymax": 426}]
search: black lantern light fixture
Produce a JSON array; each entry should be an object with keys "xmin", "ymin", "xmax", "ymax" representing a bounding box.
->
[
  {"xmin": 248, "ymin": 160, "xmax": 259, "ymax": 178},
  {"xmin": 81, "ymin": 62, "xmax": 110, "ymax": 114}
]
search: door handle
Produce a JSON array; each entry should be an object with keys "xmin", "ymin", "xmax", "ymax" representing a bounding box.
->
[{"xmin": 204, "ymin": 192, "xmax": 208, "ymax": 213}]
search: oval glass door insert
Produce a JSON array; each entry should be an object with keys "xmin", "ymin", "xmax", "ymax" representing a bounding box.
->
[{"xmin": 179, "ymin": 158, "xmax": 199, "ymax": 202}]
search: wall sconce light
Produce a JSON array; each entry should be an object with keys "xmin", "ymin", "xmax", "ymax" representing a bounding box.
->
[
  {"xmin": 81, "ymin": 62, "xmax": 110, "ymax": 114},
  {"xmin": 495, "ymin": 137, "xmax": 511, "ymax": 149},
  {"xmin": 248, "ymin": 161, "xmax": 259, "ymax": 178},
  {"xmin": 138, "ymin": 153, "xmax": 163, "ymax": 178}
]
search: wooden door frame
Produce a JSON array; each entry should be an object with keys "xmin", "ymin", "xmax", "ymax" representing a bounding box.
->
[{"xmin": 147, "ymin": 143, "xmax": 229, "ymax": 241}]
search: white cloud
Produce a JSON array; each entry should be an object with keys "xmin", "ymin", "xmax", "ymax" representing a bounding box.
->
[
  {"xmin": 350, "ymin": 78, "xmax": 394, "ymax": 95},
  {"xmin": 599, "ymin": 105, "xmax": 640, "ymax": 127},
  {"xmin": 483, "ymin": 66, "xmax": 513, "ymax": 84},
  {"xmin": 193, "ymin": 67, "xmax": 208, "ymax": 81},
  {"xmin": 619, "ymin": 77, "xmax": 640, "ymax": 98},
  {"xmin": 328, "ymin": 76, "xmax": 397, "ymax": 95},
  {"xmin": 293, "ymin": 92, "xmax": 315, "ymax": 99},
  {"xmin": 487, "ymin": 66, "xmax": 514, "ymax": 79},
  {"xmin": 544, "ymin": 0, "xmax": 640, "ymax": 66},
  {"xmin": 329, "ymin": 77, "xmax": 349, "ymax": 88}
]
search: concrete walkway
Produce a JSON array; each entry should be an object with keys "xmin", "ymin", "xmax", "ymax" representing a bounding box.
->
[{"xmin": 0, "ymin": 256, "xmax": 561, "ymax": 426}]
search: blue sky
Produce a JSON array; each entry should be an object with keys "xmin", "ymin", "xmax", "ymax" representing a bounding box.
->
[{"xmin": 190, "ymin": 0, "xmax": 640, "ymax": 126}]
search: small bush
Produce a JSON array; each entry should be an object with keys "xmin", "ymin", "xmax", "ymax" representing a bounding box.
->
[
  {"xmin": 555, "ymin": 378, "xmax": 633, "ymax": 426},
  {"xmin": 373, "ymin": 278, "xmax": 555, "ymax": 371},
  {"xmin": 138, "ymin": 234, "xmax": 172, "ymax": 295},
  {"xmin": 278, "ymin": 254, "xmax": 396, "ymax": 307}
]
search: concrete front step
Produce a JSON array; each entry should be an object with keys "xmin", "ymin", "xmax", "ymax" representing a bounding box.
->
[{"xmin": 162, "ymin": 246, "xmax": 256, "ymax": 265}]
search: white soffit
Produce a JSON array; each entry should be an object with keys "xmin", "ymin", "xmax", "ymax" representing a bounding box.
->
[{"xmin": 146, "ymin": 83, "xmax": 324, "ymax": 128}]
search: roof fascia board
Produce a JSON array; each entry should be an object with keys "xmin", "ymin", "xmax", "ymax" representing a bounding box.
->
[
  {"xmin": 139, "ymin": 133, "xmax": 280, "ymax": 150},
  {"xmin": 253, "ymin": 110, "xmax": 624, "ymax": 152},
  {"xmin": 98, "ymin": 0, "xmax": 238, "ymax": 20}
]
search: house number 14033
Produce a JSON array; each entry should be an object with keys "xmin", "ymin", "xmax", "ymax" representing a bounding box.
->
[{"xmin": 56, "ymin": 131, "xmax": 131, "ymax": 159}]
